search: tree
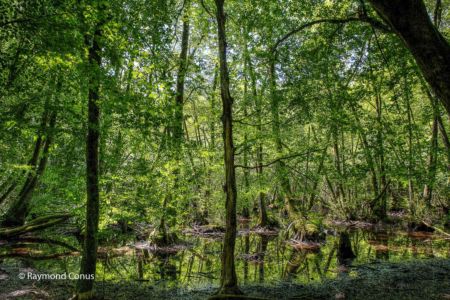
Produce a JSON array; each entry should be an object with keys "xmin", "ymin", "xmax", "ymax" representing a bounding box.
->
[
  {"xmin": 367, "ymin": 0, "xmax": 450, "ymax": 116},
  {"xmin": 76, "ymin": 6, "xmax": 103, "ymax": 299},
  {"xmin": 214, "ymin": 0, "xmax": 242, "ymax": 295}
]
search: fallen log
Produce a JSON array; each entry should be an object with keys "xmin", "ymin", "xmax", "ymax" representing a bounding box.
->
[
  {"xmin": 0, "ymin": 214, "xmax": 72, "ymax": 238},
  {"xmin": 3, "ymin": 236, "xmax": 79, "ymax": 252},
  {"xmin": 422, "ymin": 221, "xmax": 450, "ymax": 238},
  {"xmin": 0, "ymin": 251, "xmax": 78, "ymax": 260}
]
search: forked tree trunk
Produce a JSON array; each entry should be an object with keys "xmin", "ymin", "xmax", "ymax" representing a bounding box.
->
[{"xmin": 214, "ymin": 0, "xmax": 242, "ymax": 295}]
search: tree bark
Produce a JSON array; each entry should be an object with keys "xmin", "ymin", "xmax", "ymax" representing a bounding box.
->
[
  {"xmin": 214, "ymin": 0, "xmax": 242, "ymax": 295},
  {"xmin": 77, "ymin": 24, "xmax": 102, "ymax": 300},
  {"xmin": 367, "ymin": 0, "xmax": 450, "ymax": 116},
  {"xmin": 173, "ymin": 11, "xmax": 190, "ymax": 147}
]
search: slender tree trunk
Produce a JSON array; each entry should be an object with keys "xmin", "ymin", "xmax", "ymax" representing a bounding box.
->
[
  {"xmin": 242, "ymin": 49, "xmax": 250, "ymax": 218},
  {"xmin": 214, "ymin": 0, "xmax": 241, "ymax": 295},
  {"xmin": 375, "ymin": 90, "xmax": 387, "ymax": 219},
  {"xmin": 0, "ymin": 110, "xmax": 47, "ymax": 208},
  {"xmin": 245, "ymin": 39, "xmax": 266, "ymax": 227},
  {"xmin": 205, "ymin": 66, "xmax": 219, "ymax": 220},
  {"xmin": 269, "ymin": 58, "xmax": 293, "ymax": 218},
  {"xmin": 77, "ymin": 25, "xmax": 102, "ymax": 300},
  {"xmin": 437, "ymin": 115, "xmax": 450, "ymax": 172},
  {"xmin": 332, "ymin": 129, "xmax": 346, "ymax": 202},
  {"xmin": 367, "ymin": 0, "xmax": 450, "ymax": 116},
  {"xmin": 404, "ymin": 75, "xmax": 415, "ymax": 215},
  {"xmin": 350, "ymin": 108, "xmax": 379, "ymax": 200},
  {"xmin": 173, "ymin": 13, "xmax": 190, "ymax": 146},
  {"xmin": 159, "ymin": 5, "xmax": 190, "ymax": 240},
  {"xmin": 1, "ymin": 107, "xmax": 56, "ymax": 226},
  {"xmin": 3, "ymin": 115, "xmax": 56, "ymax": 226},
  {"xmin": 423, "ymin": 115, "xmax": 438, "ymax": 204},
  {"xmin": 308, "ymin": 128, "xmax": 329, "ymax": 209}
]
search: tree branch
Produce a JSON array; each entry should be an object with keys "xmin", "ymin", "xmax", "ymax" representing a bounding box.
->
[{"xmin": 272, "ymin": 14, "xmax": 391, "ymax": 53}]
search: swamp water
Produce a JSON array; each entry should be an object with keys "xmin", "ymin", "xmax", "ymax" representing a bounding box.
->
[{"xmin": 1, "ymin": 224, "xmax": 450, "ymax": 297}]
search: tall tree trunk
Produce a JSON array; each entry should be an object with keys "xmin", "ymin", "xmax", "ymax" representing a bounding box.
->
[
  {"xmin": 374, "ymin": 89, "xmax": 387, "ymax": 219},
  {"xmin": 404, "ymin": 75, "xmax": 415, "ymax": 215},
  {"xmin": 205, "ymin": 65, "xmax": 219, "ymax": 220},
  {"xmin": 77, "ymin": 25, "xmax": 102, "ymax": 300},
  {"xmin": 242, "ymin": 49, "xmax": 250, "ymax": 218},
  {"xmin": 245, "ymin": 39, "xmax": 266, "ymax": 227},
  {"xmin": 214, "ymin": 0, "xmax": 241, "ymax": 295},
  {"xmin": 159, "ymin": 4, "xmax": 190, "ymax": 240},
  {"xmin": 173, "ymin": 11, "xmax": 190, "ymax": 147},
  {"xmin": 367, "ymin": 0, "xmax": 450, "ymax": 116},
  {"xmin": 269, "ymin": 58, "xmax": 293, "ymax": 217}
]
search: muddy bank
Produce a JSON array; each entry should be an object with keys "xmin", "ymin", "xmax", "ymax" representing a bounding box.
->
[{"xmin": 1, "ymin": 259, "xmax": 450, "ymax": 299}]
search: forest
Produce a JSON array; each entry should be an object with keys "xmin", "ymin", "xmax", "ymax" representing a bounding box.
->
[{"xmin": 1, "ymin": 0, "xmax": 450, "ymax": 299}]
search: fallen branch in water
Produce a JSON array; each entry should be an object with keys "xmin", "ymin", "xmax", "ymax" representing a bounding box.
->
[
  {"xmin": 0, "ymin": 251, "xmax": 78, "ymax": 260},
  {"xmin": 4, "ymin": 236, "xmax": 79, "ymax": 252},
  {"xmin": 0, "ymin": 214, "xmax": 72, "ymax": 238},
  {"xmin": 421, "ymin": 221, "xmax": 450, "ymax": 238}
]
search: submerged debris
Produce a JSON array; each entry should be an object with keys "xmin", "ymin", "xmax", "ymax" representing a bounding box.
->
[
  {"xmin": 183, "ymin": 225, "xmax": 225, "ymax": 238},
  {"xmin": 287, "ymin": 239, "xmax": 322, "ymax": 251},
  {"xmin": 238, "ymin": 252, "xmax": 266, "ymax": 263},
  {"xmin": 250, "ymin": 226, "xmax": 279, "ymax": 236},
  {"xmin": 327, "ymin": 219, "xmax": 375, "ymax": 229},
  {"xmin": 132, "ymin": 241, "xmax": 188, "ymax": 254}
]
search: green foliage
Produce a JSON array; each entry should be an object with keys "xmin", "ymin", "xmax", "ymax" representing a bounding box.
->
[{"xmin": 1, "ymin": 0, "xmax": 449, "ymax": 233}]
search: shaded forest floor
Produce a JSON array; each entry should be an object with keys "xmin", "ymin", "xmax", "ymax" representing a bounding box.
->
[{"xmin": 2, "ymin": 258, "xmax": 450, "ymax": 299}]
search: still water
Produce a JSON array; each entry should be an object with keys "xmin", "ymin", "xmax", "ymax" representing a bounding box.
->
[{"xmin": 1, "ymin": 224, "xmax": 450, "ymax": 290}]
